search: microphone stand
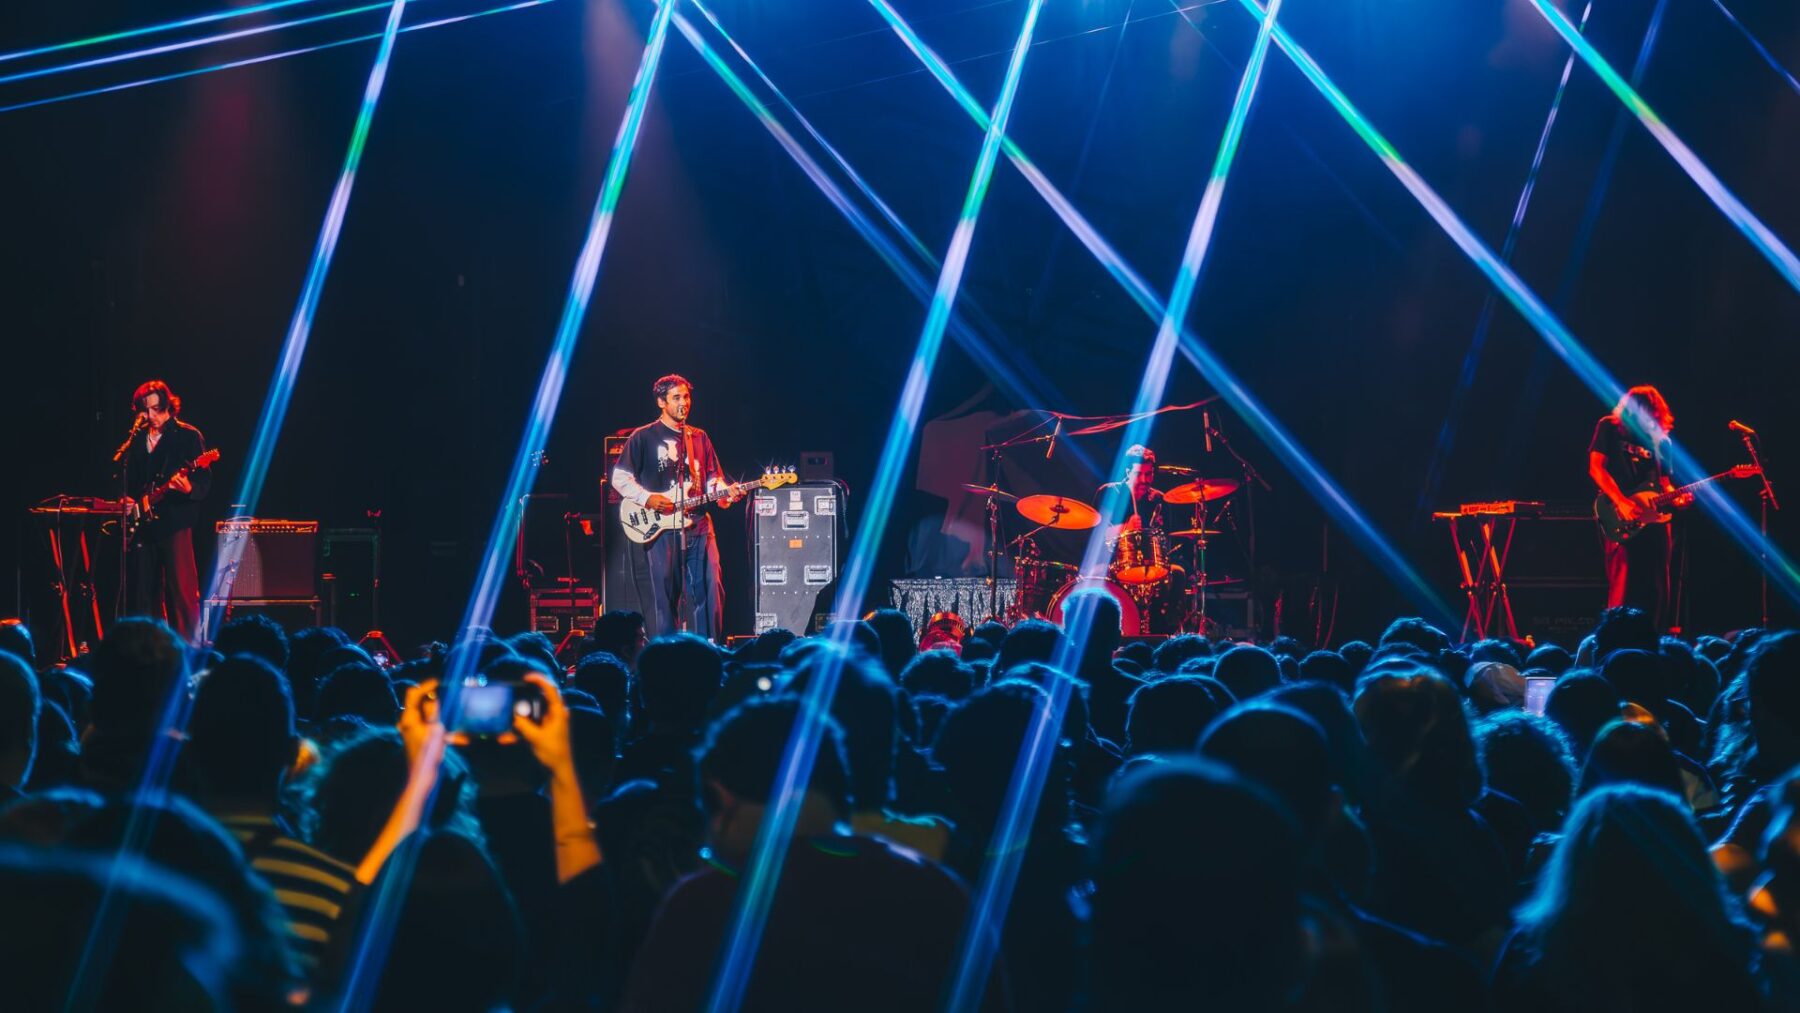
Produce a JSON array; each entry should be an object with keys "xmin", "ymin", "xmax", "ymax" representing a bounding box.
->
[
  {"xmin": 1205, "ymin": 414, "xmax": 1269, "ymax": 611},
  {"xmin": 113, "ymin": 417, "xmax": 144, "ymax": 626},
  {"xmin": 676, "ymin": 419, "xmax": 691, "ymax": 635},
  {"xmin": 1739, "ymin": 427, "xmax": 1779, "ymax": 627},
  {"xmin": 985, "ymin": 446, "xmax": 1002, "ymax": 622}
]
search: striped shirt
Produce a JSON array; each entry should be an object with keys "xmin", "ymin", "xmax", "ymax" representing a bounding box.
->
[{"xmin": 220, "ymin": 814, "xmax": 360, "ymax": 978}]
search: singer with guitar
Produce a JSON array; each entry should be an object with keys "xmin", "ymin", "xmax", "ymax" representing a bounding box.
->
[
  {"xmin": 1589, "ymin": 385, "xmax": 1697, "ymax": 630},
  {"xmin": 610, "ymin": 375, "xmax": 740, "ymax": 641},
  {"xmin": 120, "ymin": 380, "xmax": 213, "ymax": 639}
]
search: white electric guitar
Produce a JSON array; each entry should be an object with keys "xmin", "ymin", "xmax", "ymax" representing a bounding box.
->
[{"xmin": 621, "ymin": 467, "xmax": 797, "ymax": 544}]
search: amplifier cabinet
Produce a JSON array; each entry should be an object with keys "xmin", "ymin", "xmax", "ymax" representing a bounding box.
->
[
  {"xmin": 215, "ymin": 519, "xmax": 318, "ymax": 600},
  {"xmin": 750, "ymin": 482, "xmax": 843, "ymax": 635}
]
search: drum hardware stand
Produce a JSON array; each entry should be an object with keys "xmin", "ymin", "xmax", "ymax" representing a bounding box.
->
[{"xmin": 984, "ymin": 447, "xmax": 1003, "ymax": 622}]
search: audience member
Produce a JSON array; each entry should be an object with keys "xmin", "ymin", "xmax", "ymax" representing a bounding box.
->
[
  {"xmin": 0, "ymin": 653, "xmax": 40, "ymax": 805},
  {"xmin": 1123, "ymin": 675, "xmax": 1227, "ymax": 756},
  {"xmin": 185, "ymin": 656, "xmax": 359, "ymax": 983},
  {"xmin": 1492, "ymin": 785, "xmax": 1768, "ymax": 1012},
  {"xmin": 587, "ymin": 610, "xmax": 649, "ymax": 669},
  {"xmin": 621, "ymin": 697, "xmax": 1007, "ymax": 1011},
  {"xmin": 212, "ymin": 614, "xmax": 291, "ymax": 672},
  {"xmin": 1212, "ymin": 644, "xmax": 1282, "ymax": 701}
]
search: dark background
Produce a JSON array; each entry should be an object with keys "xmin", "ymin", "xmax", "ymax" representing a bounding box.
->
[{"xmin": 4, "ymin": 0, "xmax": 1797, "ymax": 648}]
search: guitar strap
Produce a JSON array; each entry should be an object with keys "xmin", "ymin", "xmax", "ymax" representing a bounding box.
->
[{"xmin": 682, "ymin": 425, "xmax": 701, "ymax": 502}]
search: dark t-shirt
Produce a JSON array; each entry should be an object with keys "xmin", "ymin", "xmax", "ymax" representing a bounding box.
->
[
  {"xmin": 619, "ymin": 420, "xmax": 724, "ymax": 504},
  {"xmin": 1589, "ymin": 416, "xmax": 1667, "ymax": 495}
]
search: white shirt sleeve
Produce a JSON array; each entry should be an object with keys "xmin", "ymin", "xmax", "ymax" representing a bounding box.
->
[{"xmin": 611, "ymin": 464, "xmax": 652, "ymax": 506}]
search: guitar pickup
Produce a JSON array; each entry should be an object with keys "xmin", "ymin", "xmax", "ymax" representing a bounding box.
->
[
  {"xmin": 760, "ymin": 565, "xmax": 788, "ymax": 586},
  {"xmin": 782, "ymin": 511, "xmax": 809, "ymax": 530},
  {"xmin": 803, "ymin": 565, "xmax": 833, "ymax": 585}
]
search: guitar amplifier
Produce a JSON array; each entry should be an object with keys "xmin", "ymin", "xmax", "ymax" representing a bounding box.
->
[
  {"xmin": 750, "ymin": 482, "xmax": 843, "ymax": 635},
  {"xmin": 215, "ymin": 519, "xmax": 318, "ymax": 599}
]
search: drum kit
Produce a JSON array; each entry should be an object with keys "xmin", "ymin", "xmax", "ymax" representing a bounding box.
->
[{"xmin": 966, "ymin": 465, "xmax": 1245, "ymax": 636}]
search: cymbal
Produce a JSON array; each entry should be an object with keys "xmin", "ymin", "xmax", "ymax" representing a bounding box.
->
[
  {"xmin": 1166, "ymin": 528, "xmax": 1222, "ymax": 538},
  {"xmin": 963, "ymin": 482, "xmax": 1017, "ymax": 500},
  {"xmin": 1016, "ymin": 494, "xmax": 1101, "ymax": 531},
  {"xmin": 1156, "ymin": 464, "xmax": 1198, "ymax": 476},
  {"xmin": 1162, "ymin": 477, "xmax": 1240, "ymax": 504}
]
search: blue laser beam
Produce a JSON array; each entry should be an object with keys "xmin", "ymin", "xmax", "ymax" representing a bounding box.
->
[
  {"xmin": 675, "ymin": 3, "xmax": 1099, "ymax": 477},
  {"xmin": 0, "ymin": 0, "xmax": 396, "ymax": 88},
  {"xmin": 706, "ymin": 3, "xmax": 1046, "ymax": 1008},
  {"xmin": 339, "ymin": 0, "xmax": 676, "ymax": 1005},
  {"xmin": 1526, "ymin": 0, "xmax": 1800, "ymax": 296},
  {"xmin": 876, "ymin": 0, "xmax": 1450, "ymax": 621},
  {"xmin": 202, "ymin": 0, "xmax": 411, "ymax": 627},
  {"xmin": 949, "ymin": 5, "xmax": 1286, "ymax": 1008},
  {"xmin": 685, "ymin": 0, "xmax": 933, "ymax": 267},
  {"xmin": 0, "ymin": 0, "xmax": 330, "ymax": 65},
  {"xmin": 1236, "ymin": 0, "xmax": 1800, "ymax": 602},
  {"xmin": 1418, "ymin": 1, "xmax": 1593, "ymax": 520},
  {"xmin": 71, "ymin": 3, "xmax": 413, "ymax": 1006},
  {"xmin": 0, "ymin": 0, "xmax": 556, "ymax": 116},
  {"xmin": 1708, "ymin": 0, "xmax": 1800, "ymax": 98}
]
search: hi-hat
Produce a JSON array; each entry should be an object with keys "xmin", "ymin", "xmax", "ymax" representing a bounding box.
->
[
  {"xmin": 1162, "ymin": 477, "xmax": 1240, "ymax": 504},
  {"xmin": 1156, "ymin": 464, "xmax": 1198, "ymax": 476},
  {"xmin": 963, "ymin": 482, "xmax": 1016, "ymax": 500},
  {"xmin": 1016, "ymin": 494, "xmax": 1101, "ymax": 530},
  {"xmin": 1166, "ymin": 528, "xmax": 1222, "ymax": 538}
]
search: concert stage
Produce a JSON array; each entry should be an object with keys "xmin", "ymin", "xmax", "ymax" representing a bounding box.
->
[{"xmin": 6, "ymin": 0, "xmax": 1797, "ymax": 653}]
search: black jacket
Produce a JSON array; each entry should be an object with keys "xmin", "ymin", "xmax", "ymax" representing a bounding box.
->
[{"xmin": 124, "ymin": 419, "xmax": 212, "ymax": 541}]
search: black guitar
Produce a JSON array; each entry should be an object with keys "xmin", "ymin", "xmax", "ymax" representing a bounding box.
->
[
  {"xmin": 126, "ymin": 448, "xmax": 220, "ymax": 545},
  {"xmin": 1594, "ymin": 463, "xmax": 1758, "ymax": 543}
]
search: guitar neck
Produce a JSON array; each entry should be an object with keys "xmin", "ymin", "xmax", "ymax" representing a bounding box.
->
[
  {"xmin": 676, "ymin": 480, "xmax": 746, "ymax": 511},
  {"xmin": 1653, "ymin": 470, "xmax": 1735, "ymax": 507}
]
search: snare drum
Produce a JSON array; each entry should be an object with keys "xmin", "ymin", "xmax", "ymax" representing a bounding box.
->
[
  {"xmin": 1046, "ymin": 576, "xmax": 1146, "ymax": 635},
  {"xmin": 1109, "ymin": 528, "xmax": 1170, "ymax": 584}
]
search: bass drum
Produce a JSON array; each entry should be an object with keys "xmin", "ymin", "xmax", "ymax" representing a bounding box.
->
[{"xmin": 1046, "ymin": 577, "xmax": 1145, "ymax": 636}]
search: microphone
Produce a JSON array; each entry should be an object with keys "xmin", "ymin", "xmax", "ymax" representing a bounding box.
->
[
  {"xmin": 1203, "ymin": 412, "xmax": 1213, "ymax": 454},
  {"xmin": 1045, "ymin": 419, "xmax": 1060, "ymax": 460},
  {"xmin": 112, "ymin": 414, "xmax": 148, "ymax": 463},
  {"xmin": 1729, "ymin": 419, "xmax": 1756, "ymax": 436}
]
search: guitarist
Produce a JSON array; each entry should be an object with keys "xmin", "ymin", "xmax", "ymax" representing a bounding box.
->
[
  {"xmin": 121, "ymin": 380, "xmax": 211, "ymax": 639},
  {"xmin": 609, "ymin": 375, "xmax": 741, "ymax": 641},
  {"xmin": 1588, "ymin": 385, "xmax": 1687, "ymax": 629}
]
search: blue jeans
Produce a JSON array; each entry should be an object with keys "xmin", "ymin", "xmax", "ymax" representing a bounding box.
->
[{"xmin": 645, "ymin": 514, "xmax": 724, "ymax": 641}]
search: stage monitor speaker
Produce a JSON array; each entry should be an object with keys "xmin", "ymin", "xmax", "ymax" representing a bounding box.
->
[
  {"xmin": 750, "ymin": 481, "xmax": 842, "ymax": 635},
  {"xmin": 322, "ymin": 528, "xmax": 379, "ymax": 633},
  {"xmin": 1511, "ymin": 584, "xmax": 1609, "ymax": 646},
  {"xmin": 1500, "ymin": 514, "xmax": 1607, "ymax": 646},
  {"xmin": 216, "ymin": 519, "xmax": 317, "ymax": 600},
  {"xmin": 1502, "ymin": 515, "xmax": 1607, "ymax": 585}
]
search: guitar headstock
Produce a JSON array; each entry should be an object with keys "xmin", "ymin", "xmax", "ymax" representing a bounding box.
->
[
  {"xmin": 1731, "ymin": 463, "xmax": 1762, "ymax": 479},
  {"xmin": 757, "ymin": 466, "xmax": 799, "ymax": 491},
  {"xmin": 193, "ymin": 449, "xmax": 222, "ymax": 469}
]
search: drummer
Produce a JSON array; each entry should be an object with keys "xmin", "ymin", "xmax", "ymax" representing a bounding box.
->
[{"xmin": 1094, "ymin": 443, "xmax": 1166, "ymax": 534}]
